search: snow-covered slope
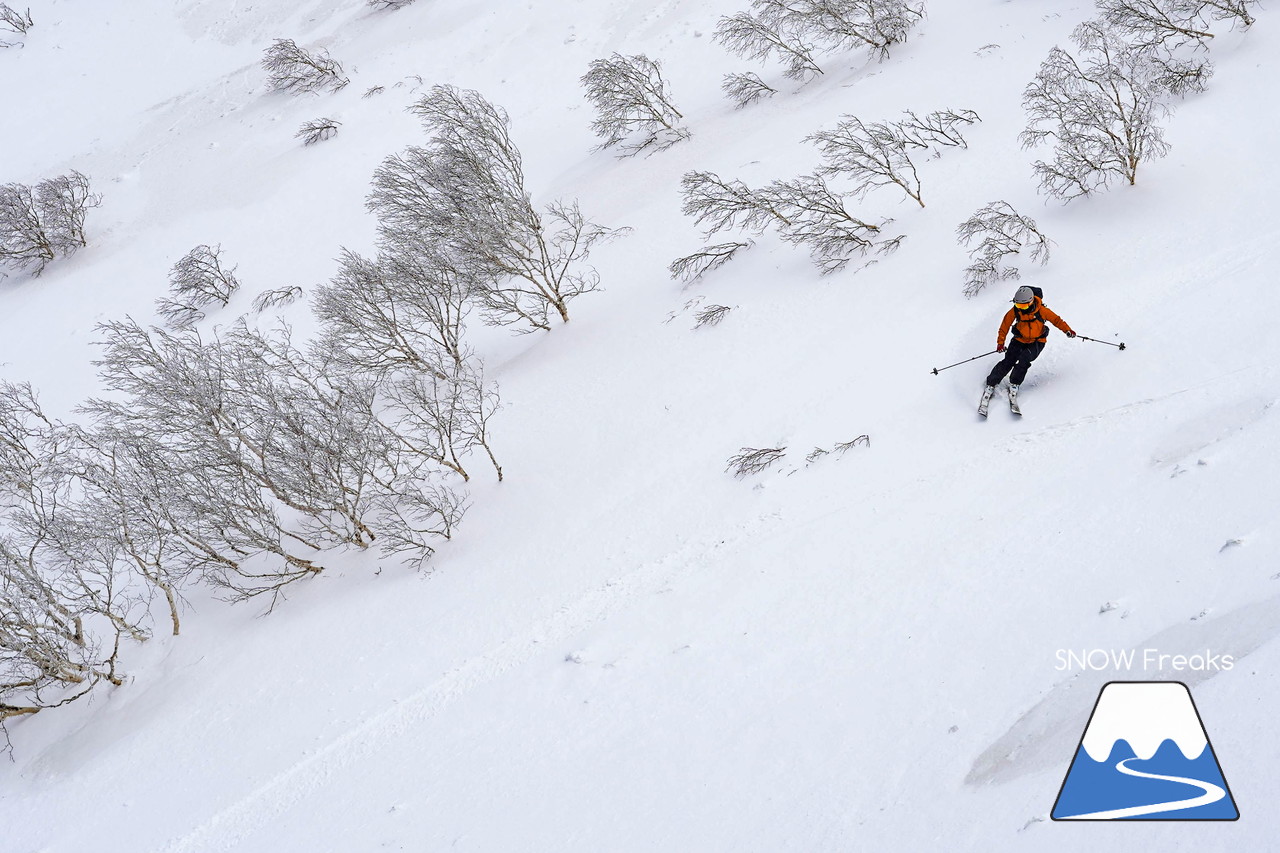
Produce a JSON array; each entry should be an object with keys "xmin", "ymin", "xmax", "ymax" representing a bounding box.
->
[{"xmin": 3, "ymin": 0, "xmax": 1278, "ymax": 849}]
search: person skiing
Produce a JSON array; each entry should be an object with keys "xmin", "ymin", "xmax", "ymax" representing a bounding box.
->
[{"xmin": 980, "ymin": 285, "xmax": 1075, "ymax": 415}]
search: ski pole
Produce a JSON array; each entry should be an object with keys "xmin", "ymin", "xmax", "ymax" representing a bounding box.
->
[
  {"xmin": 931, "ymin": 350, "xmax": 1000, "ymax": 375},
  {"xmin": 1076, "ymin": 335, "xmax": 1126, "ymax": 351}
]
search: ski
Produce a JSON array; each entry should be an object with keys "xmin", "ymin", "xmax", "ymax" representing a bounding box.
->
[
  {"xmin": 1009, "ymin": 386, "xmax": 1022, "ymax": 416},
  {"xmin": 978, "ymin": 385, "xmax": 995, "ymax": 418}
]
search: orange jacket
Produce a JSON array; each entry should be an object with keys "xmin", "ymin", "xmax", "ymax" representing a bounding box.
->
[{"xmin": 998, "ymin": 297, "xmax": 1074, "ymax": 346}]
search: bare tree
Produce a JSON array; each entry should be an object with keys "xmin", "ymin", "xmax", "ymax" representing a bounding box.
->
[
  {"xmin": 0, "ymin": 182, "xmax": 53, "ymax": 274},
  {"xmin": 372, "ymin": 481, "xmax": 467, "ymax": 568},
  {"xmin": 721, "ymin": 72, "xmax": 778, "ymax": 108},
  {"xmin": 123, "ymin": 440, "xmax": 323, "ymax": 607},
  {"xmin": 1, "ymin": 299, "xmax": 490, "ymax": 733},
  {"xmin": 1098, "ymin": 0, "xmax": 1258, "ymax": 50},
  {"xmin": 67, "ymin": 424, "xmax": 192, "ymax": 636},
  {"xmin": 385, "ymin": 356, "xmax": 503, "ymax": 483},
  {"xmin": 715, "ymin": 10, "xmax": 823, "ymax": 80},
  {"xmin": 806, "ymin": 434, "xmax": 870, "ymax": 463},
  {"xmin": 725, "ymin": 446, "xmax": 787, "ymax": 477},
  {"xmin": 1021, "ymin": 21, "xmax": 1203, "ymax": 201},
  {"xmin": 1, "ymin": 541, "xmax": 129, "ymax": 725},
  {"xmin": 582, "ymin": 53, "xmax": 689, "ymax": 156},
  {"xmin": 678, "ymin": 170, "xmax": 896, "ymax": 275},
  {"xmin": 368, "ymin": 85, "xmax": 624, "ymax": 332},
  {"xmin": 0, "ymin": 382, "xmax": 142, "ymax": 725},
  {"xmin": 169, "ymin": 244, "xmax": 240, "ymax": 307},
  {"xmin": 0, "ymin": 4, "xmax": 32, "ymax": 36},
  {"xmin": 895, "ymin": 108, "xmax": 982, "ymax": 152},
  {"xmin": 956, "ymin": 202, "xmax": 1051, "ymax": 268},
  {"xmin": 251, "ymin": 286, "xmax": 304, "ymax": 313},
  {"xmin": 835, "ymin": 434, "xmax": 871, "ymax": 453},
  {"xmin": 760, "ymin": 173, "xmax": 897, "ymax": 274},
  {"xmin": 956, "ymin": 201, "xmax": 1051, "ymax": 297},
  {"xmin": 1091, "ymin": 3, "xmax": 1220, "ymax": 101},
  {"xmin": 156, "ymin": 244, "xmax": 239, "ymax": 328},
  {"xmin": 778, "ymin": 0, "xmax": 926, "ymax": 61},
  {"xmin": 679, "ymin": 171, "xmax": 790, "ymax": 238},
  {"xmin": 34, "ymin": 171, "xmax": 101, "ymax": 255},
  {"xmin": 296, "ymin": 117, "xmax": 341, "ymax": 145},
  {"xmin": 958, "ymin": 254, "xmax": 1016, "ymax": 299},
  {"xmin": 311, "ymin": 239, "xmax": 502, "ymax": 491},
  {"xmin": 1149, "ymin": 52, "xmax": 1215, "ymax": 95},
  {"xmin": 694, "ymin": 304, "xmax": 734, "ymax": 328},
  {"xmin": 1099, "ymin": 0, "xmax": 1214, "ymax": 48},
  {"xmin": 0, "ymin": 172, "xmax": 100, "ymax": 276},
  {"xmin": 668, "ymin": 241, "xmax": 753, "ymax": 284},
  {"xmin": 1202, "ymin": 0, "xmax": 1259, "ymax": 27},
  {"xmin": 86, "ymin": 319, "xmax": 469, "ymax": 598},
  {"xmin": 313, "ymin": 246, "xmax": 470, "ymax": 377},
  {"xmin": 473, "ymin": 200, "xmax": 619, "ymax": 331},
  {"xmin": 262, "ymin": 39, "xmax": 349, "ymax": 94},
  {"xmin": 154, "ymin": 299, "xmax": 205, "ymax": 329},
  {"xmin": 808, "ymin": 115, "xmax": 924, "ymax": 207},
  {"xmin": 84, "ymin": 321, "xmax": 327, "ymax": 601},
  {"xmin": 715, "ymin": 0, "xmax": 925, "ymax": 80},
  {"xmin": 214, "ymin": 325, "xmax": 417, "ymax": 551},
  {"xmin": 368, "ymin": 0, "xmax": 418, "ymax": 8}
]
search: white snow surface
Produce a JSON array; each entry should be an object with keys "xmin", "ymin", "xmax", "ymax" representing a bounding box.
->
[
  {"xmin": 2, "ymin": 0, "xmax": 1279, "ymax": 850},
  {"xmin": 1080, "ymin": 682, "xmax": 1207, "ymax": 761}
]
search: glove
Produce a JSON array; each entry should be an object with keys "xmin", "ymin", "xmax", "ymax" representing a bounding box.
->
[
  {"xmin": 996, "ymin": 343, "xmax": 1005, "ymax": 353},
  {"xmin": 1067, "ymin": 331, "xmax": 1077, "ymax": 338}
]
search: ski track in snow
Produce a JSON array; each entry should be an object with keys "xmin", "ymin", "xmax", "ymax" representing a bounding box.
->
[
  {"xmin": 1056, "ymin": 757, "xmax": 1226, "ymax": 820},
  {"xmin": 156, "ymin": 512, "xmax": 783, "ymax": 853},
  {"xmin": 1003, "ymin": 364, "xmax": 1278, "ymax": 447}
]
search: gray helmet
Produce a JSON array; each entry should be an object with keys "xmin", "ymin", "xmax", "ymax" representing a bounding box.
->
[{"xmin": 1011, "ymin": 285, "xmax": 1035, "ymax": 305}]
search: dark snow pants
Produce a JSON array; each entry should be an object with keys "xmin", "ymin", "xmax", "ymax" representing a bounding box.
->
[{"xmin": 986, "ymin": 340, "xmax": 1045, "ymax": 387}]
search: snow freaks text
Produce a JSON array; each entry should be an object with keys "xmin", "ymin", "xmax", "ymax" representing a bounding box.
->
[{"xmin": 1055, "ymin": 650, "xmax": 1235, "ymax": 672}]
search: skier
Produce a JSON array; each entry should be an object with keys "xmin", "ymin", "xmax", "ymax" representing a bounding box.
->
[{"xmin": 980, "ymin": 285, "xmax": 1075, "ymax": 416}]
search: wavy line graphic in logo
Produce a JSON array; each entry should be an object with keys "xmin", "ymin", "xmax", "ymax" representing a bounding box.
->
[{"xmin": 1051, "ymin": 681, "xmax": 1239, "ymax": 821}]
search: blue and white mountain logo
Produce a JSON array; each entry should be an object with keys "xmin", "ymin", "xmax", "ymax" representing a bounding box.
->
[{"xmin": 1051, "ymin": 681, "xmax": 1238, "ymax": 820}]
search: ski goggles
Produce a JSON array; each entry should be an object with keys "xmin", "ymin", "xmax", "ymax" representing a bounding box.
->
[{"xmin": 1014, "ymin": 301, "xmax": 1033, "ymax": 310}]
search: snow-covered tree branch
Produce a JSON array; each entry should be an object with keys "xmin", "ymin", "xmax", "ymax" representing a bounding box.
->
[
  {"xmin": 581, "ymin": 53, "xmax": 689, "ymax": 156},
  {"xmin": 715, "ymin": 0, "xmax": 925, "ymax": 86},
  {"xmin": 313, "ymin": 246, "xmax": 470, "ymax": 378},
  {"xmin": 895, "ymin": 108, "xmax": 982, "ymax": 152},
  {"xmin": 955, "ymin": 201, "xmax": 1051, "ymax": 297},
  {"xmin": 262, "ymin": 39, "xmax": 349, "ymax": 94},
  {"xmin": 296, "ymin": 118, "xmax": 341, "ymax": 145},
  {"xmin": 678, "ymin": 169, "xmax": 898, "ymax": 275},
  {"xmin": 760, "ymin": 174, "xmax": 898, "ymax": 274},
  {"xmin": 679, "ymin": 171, "xmax": 791, "ymax": 237},
  {"xmin": 808, "ymin": 115, "xmax": 924, "ymax": 207},
  {"xmin": 1098, "ymin": 0, "xmax": 1257, "ymax": 51},
  {"xmin": 715, "ymin": 10, "xmax": 823, "ymax": 81},
  {"xmin": 0, "ymin": 383, "xmax": 143, "ymax": 724},
  {"xmin": 368, "ymin": 85, "xmax": 625, "ymax": 332},
  {"xmin": 668, "ymin": 241, "xmax": 754, "ymax": 284},
  {"xmin": 0, "ymin": 4, "xmax": 32, "ymax": 37},
  {"xmin": 1020, "ymin": 20, "xmax": 1206, "ymax": 201},
  {"xmin": 721, "ymin": 72, "xmax": 778, "ymax": 108},
  {"xmin": 0, "ymin": 172, "xmax": 101, "ymax": 276}
]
